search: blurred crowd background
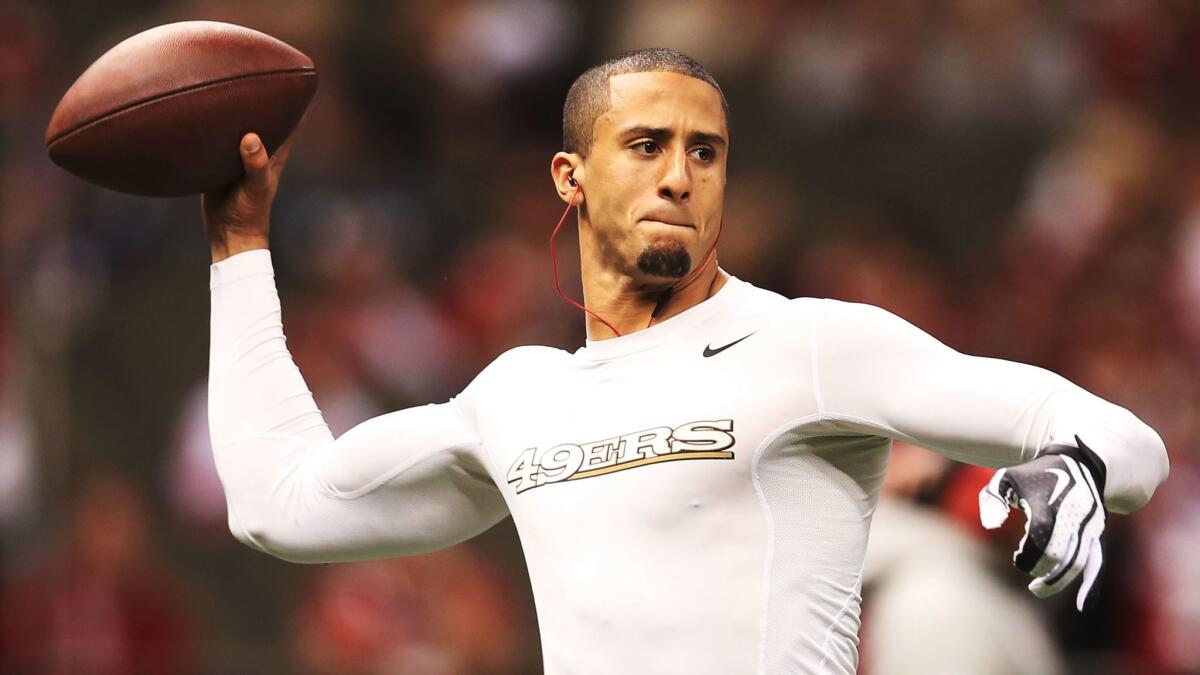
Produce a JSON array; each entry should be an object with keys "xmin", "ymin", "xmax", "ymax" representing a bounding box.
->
[{"xmin": 2, "ymin": 0, "xmax": 1199, "ymax": 673}]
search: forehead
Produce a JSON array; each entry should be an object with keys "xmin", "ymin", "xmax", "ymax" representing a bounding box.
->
[{"xmin": 597, "ymin": 71, "xmax": 727, "ymax": 137}]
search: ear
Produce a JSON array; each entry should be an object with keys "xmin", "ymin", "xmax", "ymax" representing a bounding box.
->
[{"xmin": 551, "ymin": 152, "xmax": 585, "ymax": 206}]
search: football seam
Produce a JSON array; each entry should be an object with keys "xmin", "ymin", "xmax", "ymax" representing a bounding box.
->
[{"xmin": 47, "ymin": 67, "xmax": 317, "ymax": 147}]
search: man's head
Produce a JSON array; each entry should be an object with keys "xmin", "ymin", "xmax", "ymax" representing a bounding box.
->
[
  {"xmin": 552, "ymin": 49, "xmax": 730, "ymax": 287},
  {"xmin": 562, "ymin": 49, "xmax": 729, "ymax": 159}
]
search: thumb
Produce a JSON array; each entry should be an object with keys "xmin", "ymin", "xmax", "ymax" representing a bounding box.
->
[
  {"xmin": 979, "ymin": 468, "xmax": 1012, "ymax": 529},
  {"xmin": 239, "ymin": 133, "xmax": 271, "ymax": 196}
]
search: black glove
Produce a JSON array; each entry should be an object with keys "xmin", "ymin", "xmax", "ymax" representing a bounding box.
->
[{"xmin": 979, "ymin": 436, "xmax": 1108, "ymax": 611}]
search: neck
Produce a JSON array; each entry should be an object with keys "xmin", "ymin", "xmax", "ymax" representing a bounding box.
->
[{"xmin": 580, "ymin": 254, "xmax": 728, "ymax": 340}]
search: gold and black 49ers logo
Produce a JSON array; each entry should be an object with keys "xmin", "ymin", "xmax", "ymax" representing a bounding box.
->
[{"xmin": 507, "ymin": 419, "xmax": 735, "ymax": 493}]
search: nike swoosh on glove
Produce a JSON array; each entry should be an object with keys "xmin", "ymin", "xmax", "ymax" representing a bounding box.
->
[{"xmin": 978, "ymin": 435, "xmax": 1108, "ymax": 612}]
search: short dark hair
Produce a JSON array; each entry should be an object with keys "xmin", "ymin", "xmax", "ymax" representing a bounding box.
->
[{"xmin": 562, "ymin": 48, "xmax": 729, "ymax": 157}]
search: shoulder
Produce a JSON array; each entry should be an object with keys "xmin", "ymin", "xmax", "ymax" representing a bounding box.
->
[
  {"xmin": 727, "ymin": 278, "xmax": 915, "ymax": 335},
  {"xmin": 491, "ymin": 344, "xmax": 570, "ymax": 368},
  {"xmin": 761, "ymin": 290, "xmax": 932, "ymax": 359},
  {"xmin": 722, "ymin": 277, "xmax": 807, "ymax": 327},
  {"xmin": 726, "ymin": 278, "xmax": 873, "ymax": 319},
  {"xmin": 797, "ymin": 298, "xmax": 949, "ymax": 362},
  {"xmin": 798, "ymin": 297, "xmax": 905, "ymax": 326},
  {"xmin": 471, "ymin": 344, "xmax": 571, "ymax": 391},
  {"xmin": 451, "ymin": 344, "xmax": 569, "ymax": 426}
]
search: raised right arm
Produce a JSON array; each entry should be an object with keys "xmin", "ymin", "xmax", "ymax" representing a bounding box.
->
[{"xmin": 205, "ymin": 134, "xmax": 508, "ymax": 564}]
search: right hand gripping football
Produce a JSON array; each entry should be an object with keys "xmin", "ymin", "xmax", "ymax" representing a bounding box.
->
[
  {"xmin": 978, "ymin": 436, "xmax": 1108, "ymax": 611},
  {"xmin": 202, "ymin": 131, "xmax": 293, "ymax": 262}
]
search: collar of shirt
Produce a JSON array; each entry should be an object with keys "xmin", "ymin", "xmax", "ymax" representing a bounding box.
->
[{"xmin": 574, "ymin": 275, "xmax": 744, "ymax": 362}]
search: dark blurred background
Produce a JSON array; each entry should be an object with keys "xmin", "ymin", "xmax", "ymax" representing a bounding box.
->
[{"xmin": 2, "ymin": 1, "xmax": 1198, "ymax": 673}]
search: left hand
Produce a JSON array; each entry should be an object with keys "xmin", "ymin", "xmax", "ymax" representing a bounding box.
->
[{"xmin": 978, "ymin": 436, "xmax": 1107, "ymax": 611}]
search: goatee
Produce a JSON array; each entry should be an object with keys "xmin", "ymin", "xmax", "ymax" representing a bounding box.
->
[{"xmin": 636, "ymin": 241, "xmax": 691, "ymax": 279}]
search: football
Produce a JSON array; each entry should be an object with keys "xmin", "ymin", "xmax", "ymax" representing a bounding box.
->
[{"xmin": 45, "ymin": 21, "xmax": 317, "ymax": 197}]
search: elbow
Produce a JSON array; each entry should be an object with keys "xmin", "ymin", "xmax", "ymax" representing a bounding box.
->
[
  {"xmin": 1105, "ymin": 413, "xmax": 1170, "ymax": 515},
  {"xmin": 227, "ymin": 508, "xmax": 333, "ymax": 564},
  {"xmin": 212, "ymin": 435, "xmax": 342, "ymax": 563}
]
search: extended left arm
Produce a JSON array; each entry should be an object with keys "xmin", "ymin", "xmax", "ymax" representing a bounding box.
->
[{"xmin": 811, "ymin": 299, "xmax": 1169, "ymax": 605}]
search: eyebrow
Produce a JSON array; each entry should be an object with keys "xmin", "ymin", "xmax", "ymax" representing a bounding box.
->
[{"xmin": 621, "ymin": 125, "xmax": 727, "ymax": 148}]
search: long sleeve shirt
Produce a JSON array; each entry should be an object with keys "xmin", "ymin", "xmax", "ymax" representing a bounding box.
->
[{"xmin": 208, "ymin": 250, "xmax": 1168, "ymax": 675}]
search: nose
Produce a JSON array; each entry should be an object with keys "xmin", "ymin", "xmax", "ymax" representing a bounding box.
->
[{"xmin": 657, "ymin": 149, "xmax": 691, "ymax": 204}]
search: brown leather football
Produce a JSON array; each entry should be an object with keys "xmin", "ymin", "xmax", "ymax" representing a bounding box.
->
[{"xmin": 46, "ymin": 21, "xmax": 317, "ymax": 197}]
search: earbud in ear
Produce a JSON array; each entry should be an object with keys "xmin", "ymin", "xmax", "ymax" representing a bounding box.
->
[{"xmin": 567, "ymin": 175, "xmax": 578, "ymax": 188}]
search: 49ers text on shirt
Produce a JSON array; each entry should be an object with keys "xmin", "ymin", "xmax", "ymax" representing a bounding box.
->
[{"xmin": 507, "ymin": 419, "xmax": 736, "ymax": 493}]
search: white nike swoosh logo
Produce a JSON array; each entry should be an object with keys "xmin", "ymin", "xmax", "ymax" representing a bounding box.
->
[{"xmin": 1047, "ymin": 467, "xmax": 1070, "ymax": 504}]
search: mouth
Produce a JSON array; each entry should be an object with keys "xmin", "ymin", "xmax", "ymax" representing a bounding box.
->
[{"xmin": 640, "ymin": 217, "xmax": 694, "ymax": 229}]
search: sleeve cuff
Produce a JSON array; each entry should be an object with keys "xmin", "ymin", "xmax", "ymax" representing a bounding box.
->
[{"xmin": 210, "ymin": 249, "xmax": 274, "ymax": 289}]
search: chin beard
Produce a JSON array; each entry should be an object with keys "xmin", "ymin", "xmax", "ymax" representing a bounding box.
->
[{"xmin": 636, "ymin": 241, "xmax": 692, "ymax": 279}]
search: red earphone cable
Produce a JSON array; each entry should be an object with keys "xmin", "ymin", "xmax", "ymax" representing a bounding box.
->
[
  {"xmin": 550, "ymin": 182, "xmax": 724, "ymax": 338},
  {"xmin": 550, "ymin": 185, "xmax": 624, "ymax": 338}
]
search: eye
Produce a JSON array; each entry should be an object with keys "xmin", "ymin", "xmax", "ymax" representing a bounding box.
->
[
  {"xmin": 690, "ymin": 146, "xmax": 715, "ymax": 162},
  {"xmin": 631, "ymin": 140, "xmax": 660, "ymax": 155}
]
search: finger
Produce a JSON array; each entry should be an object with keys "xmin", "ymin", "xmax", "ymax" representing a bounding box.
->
[
  {"xmin": 240, "ymin": 133, "xmax": 267, "ymax": 169},
  {"xmin": 1028, "ymin": 530, "xmax": 1085, "ymax": 598},
  {"xmin": 1013, "ymin": 494, "xmax": 1057, "ymax": 574},
  {"xmin": 1075, "ymin": 537, "xmax": 1104, "ymax": 612},
  {"xmin": 240, "ymin": 133, "xmax": 271, "ymax": 194},
  {"xmin": 978, "ymin": 469, "xmax": 1012, "ymax": 529}
]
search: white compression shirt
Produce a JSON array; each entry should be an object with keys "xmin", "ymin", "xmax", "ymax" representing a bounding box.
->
[{"xmin": 209, "ymin": 250, "xmax": 1168, "ymax": 675}]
